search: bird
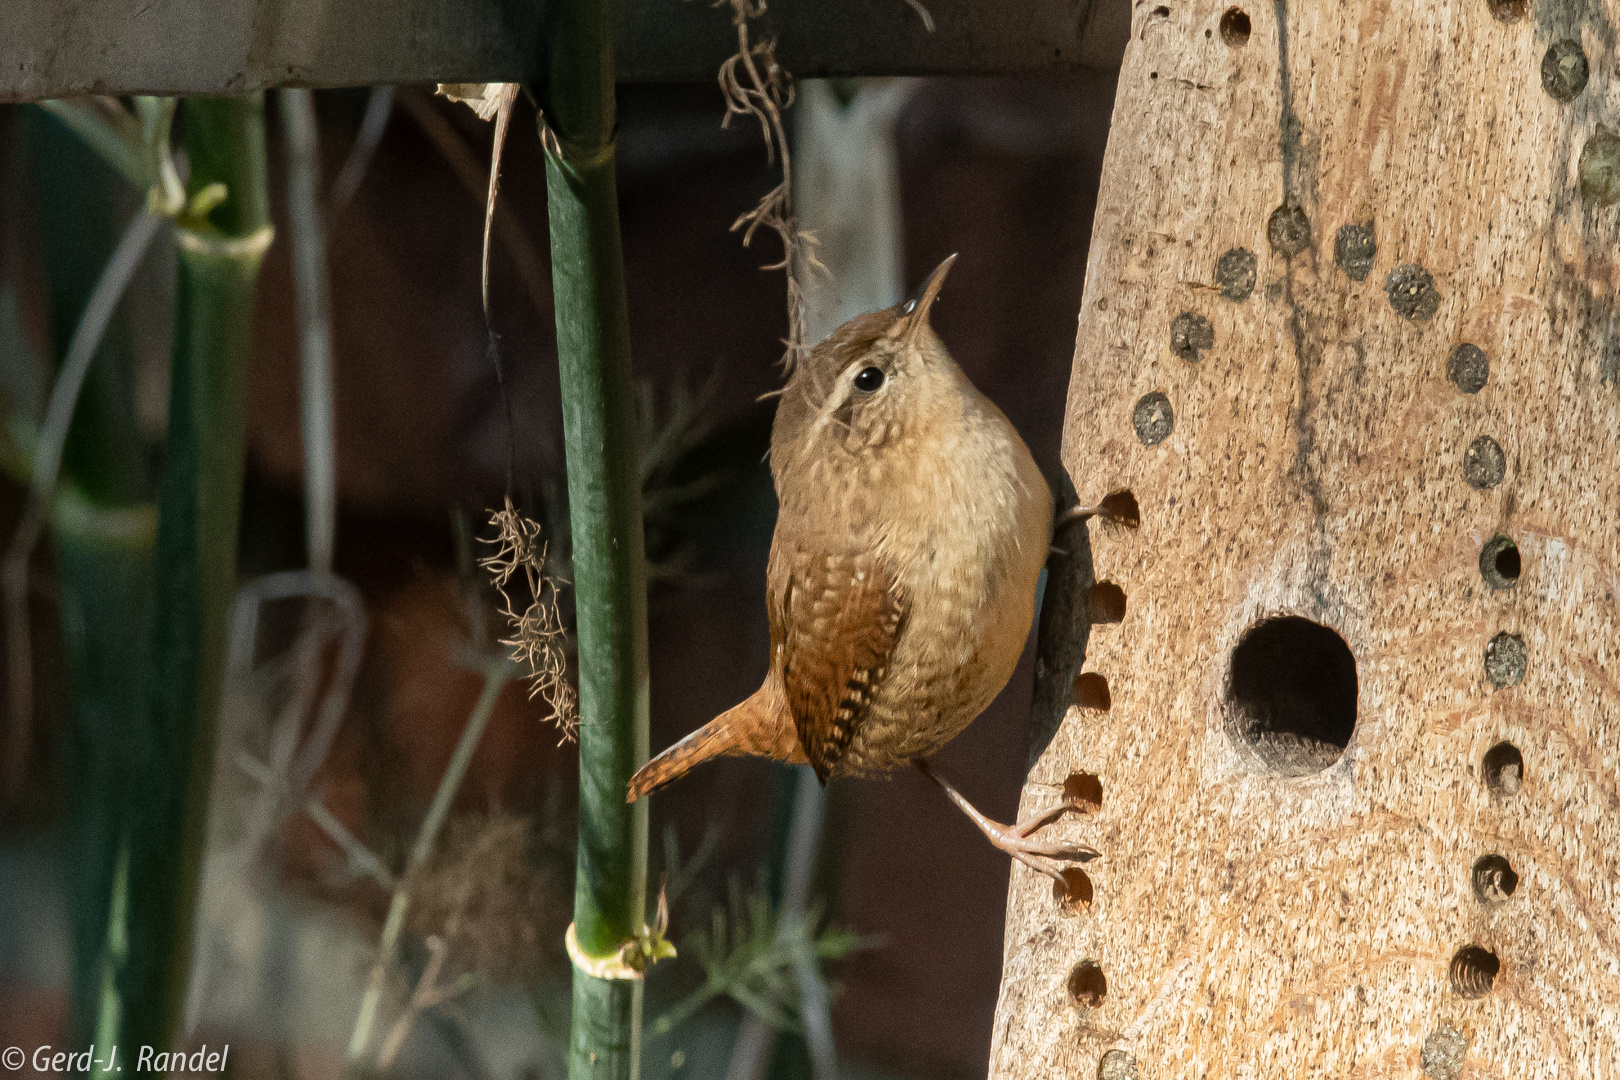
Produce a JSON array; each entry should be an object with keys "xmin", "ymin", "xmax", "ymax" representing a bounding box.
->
[{"xmin": 627, "ymin": 254, "xmax": 1098, "ymax": 882}]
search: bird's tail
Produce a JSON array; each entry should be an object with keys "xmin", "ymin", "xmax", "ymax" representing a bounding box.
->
[
  {"xmin": 627, "ymin": 687, "xmax": 803, "ymax": 802},
  {"xmin": 627, "ymin": 717, "xmax": 741, "ymax": 802}
]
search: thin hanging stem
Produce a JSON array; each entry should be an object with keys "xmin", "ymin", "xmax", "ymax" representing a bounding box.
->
[
  {"xmin": 328, "ymin": 85, "xmax": 394, "ymax": 217},
  {"xmin": 280, "ymin": 88, "xmax": 338, "ymax": 577}
]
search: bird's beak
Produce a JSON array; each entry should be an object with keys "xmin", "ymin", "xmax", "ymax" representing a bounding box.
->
[{"xmin": 899, "ymin": 253, "xmax": 958, "ymax": 347}]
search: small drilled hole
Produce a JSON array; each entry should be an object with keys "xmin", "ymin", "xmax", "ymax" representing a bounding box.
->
[
  {"xmin": 1487, "ymin": 0, "xmax": 1527, "ymax": 21},
  {"xmin": 1219, "ymin": 7, "xmax": 1251, "ymax": 45},
  {"xmin": 1226, "ymin": 616, "xmax": 1358, "ymax": 776},
  {"xmin": 1446, "ymin": 343, "xmax": 1489, "ymax": 394},
  {"xmin": 1132, "ymin": 392, "xmax": 1174, "ymax": 446},
  {"xmin": 1152, "ymin": 4, "xmax": 1170, "ymax": 15},
  {"xmin": 1063, "ymin": 771, "xmax": 1103, "ymax": 811},
  {"xmin": 1449, "ymin": 945, "xmax": 1500, "ymax": 999},
  {"xmin": 1485, "ymin": 632, "xmax": 1527, "ymax": 690},
  {"xmin": 1471, "ymin": 854, "xmax": 1519, "ymax": 904},
  {"xmin": 1482, "ymin": 741, "xmax": 1524, "ymax": 795},
  {"xmin": 1099, "ymin": 490, "xmax": 1140, "ymax": 529},
  {"xmin": 1073, "ymin": 673, "xmax": 1112, "ymax": 711},
  {"xmin": 1068, "ymin": 960, "xmax": 1107, "ymax": 1007},
  {"xmin": 1089, "ymin": 582, "xmax": 1127, "ymax": 624},
  {"xmin": 1052, "ymin": 867, "xmax": 1094, "ymax": 912},
  {"xmin": 1099, "ymin": 1049, "xmax": 1140, "ymax": 1080},
  {"xmin": 1421, "ymin": 1028, "xmax": 1469, "ymax": 1080},
  {"xmin": 1479, "ymin": 535, "xmax": 1520, "ymax": 590}
]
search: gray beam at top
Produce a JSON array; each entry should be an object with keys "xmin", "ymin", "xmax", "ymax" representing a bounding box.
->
[{"xmin": 0, "ymin": 0, "xmax": 1129, "ymax": 103}]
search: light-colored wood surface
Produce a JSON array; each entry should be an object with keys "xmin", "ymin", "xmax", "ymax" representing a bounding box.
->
[{"xmin": 992, "ymin": 2, "xmax": 1620, "ymax": 1076}]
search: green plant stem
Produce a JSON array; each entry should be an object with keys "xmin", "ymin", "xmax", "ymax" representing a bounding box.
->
[
  {"xmin": 117, "ymin": 94, "xmax": 272, "ymax": 1050},
  {"xmin": 17, "ymin": 108, "xmax": 163, "ymax": 1051},
  {"xmin": 3, "ymin": 209, "xmax": 162, "ymax": 799},
  {"xmin": 345, "ymin": 656, "xmax": 512, "ymax": 1071},
  {"xmin": 541, "ymin": 0, "xmax": 650, "ymax": 1074},
  {"xmin": 36, "ymin": 99, "xmax": 145, "ymax": 189}
]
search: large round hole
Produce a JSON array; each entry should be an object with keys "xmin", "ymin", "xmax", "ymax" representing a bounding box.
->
[
  {"xmin": 1482, "ymin": 741, "xmax": 1524, "ymax": 795},
  {"xmin": 1479, "ymin": 535, "xmax": 1520, "ymax": 590},
  {"xmin": 1068, "ymin": 960, "xmax": 1107, "ymax": 1007},
  {"xmin": 1226, "ymin": 616, "xmax": 1358, "ymax": 775},
  {"xmin": 1219, "ymin": 7, "xmax": 1251, "ymax": 45},
  {"xmin": 1449, "ymin": 944, "xmax": 1500, "ymax": 999},
  {"xmin": 1471, "ymin": 854, "xmax": 1519, "ymax": 904}
]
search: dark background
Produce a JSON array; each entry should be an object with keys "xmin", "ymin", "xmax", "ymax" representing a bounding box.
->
[{"xmin": 0, "ymin": 72, "xmax": 1115, "ymax": 1078}]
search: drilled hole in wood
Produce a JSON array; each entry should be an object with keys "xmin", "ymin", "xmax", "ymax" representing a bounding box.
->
[
  {"xmin": 1471, "ymin": 854, "xmax": 1519, "ymax": 904},
  {"xmin": 1052, "ymin": 867, "xmax": 1094, "ymax": 912},
  {"xmin": 1068, "ymin": 960, "xmax": 1107, "ymax": 1008},
  {"xmin": 1446, "ymin": 342, "xmax": 1489, "ymax": 394},
  {"xmin": 1219, "ymin": 7, "xmax": 1251, "ymax": 45},
  {"xmin": 1169, "ymin": 311, "xmax": 1214, "ymax": 362},
  {"xmin": 1463, "ymin": 435, "xmax": 1506, "ymax": 490},
  {"xmin": 1421, "ymin": 1028, "xmax": 1469, "ymax": 1080},
  {"xmin": 1449, "ymin": 945, "xmax": 1500, "ymax": 999},
  {"xmin": 1487, "ymin": 0, "xmax": 1528, "ymax": 21},
  {"xmin": 1226, "ymin": 616, "xmax": 1357, "ymax": 776},
  {"xmin": 1098, "ymin": 490, "xmax": 1140, "ymax": 529},
  {"xmin": 1542, "ymin": 40, "xmax": 1590, "ymax": 102},
  {"xmin": 1133, "ymin": 392, "xmax": 1174, "ymax": 446},
  {"xmin": 1485, "ymin": 631, "xmax": 1527, "ymax": 690},
  {"xmin": 1479, "ymin": 535, "xmax": 1520, "ymax": 590},
  {"xmin": 1482, "ymin": 741, "xmax": 1523, "ymax": 795},
  {"xmin": 1088, "ymin": 582, "xmax": 1127, "ymax": 624},
  {"xmin": 1099, "ymin": 1049, "xmax": 1140, "ymax": 1080},
  {"xmin": 1063, "ymin": 771, "xmax": 1103, "ymax": 811},
  {"xmin": 1073, "ymin": 673, "xmax": 1111, "ymax": 712}
]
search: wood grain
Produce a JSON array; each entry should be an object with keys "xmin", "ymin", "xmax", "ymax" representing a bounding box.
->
[{"xmin": 993, "ymin": 2, "xmax": 1620, "ymax": 1076}]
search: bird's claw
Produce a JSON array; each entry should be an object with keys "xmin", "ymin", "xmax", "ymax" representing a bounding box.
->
[{"xmin": 914, "ymin": 758, "xmax": 1100, "ymax": 887}]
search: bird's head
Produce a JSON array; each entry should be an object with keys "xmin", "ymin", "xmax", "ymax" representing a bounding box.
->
[{"xmin": 772, "ymin": 254, "xmax": 961, "ymax": 470}]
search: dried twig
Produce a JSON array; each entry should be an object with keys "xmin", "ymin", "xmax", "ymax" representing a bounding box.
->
[
  {"xmin": 717, "ymin": 0, "xmax": 822, "ymax": 368},
  {"xmin": 329, "ymin": 85, "xmax": 395, "ymax": 216},
  {"xmin": 481, "ymin": 499, "xmax": 578, "ymax": 742}
]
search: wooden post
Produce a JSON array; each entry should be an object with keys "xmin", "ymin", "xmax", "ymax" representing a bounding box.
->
[{"xmin": 993, "ymin": 2, "xmax": 1620, "ymax": 1077}]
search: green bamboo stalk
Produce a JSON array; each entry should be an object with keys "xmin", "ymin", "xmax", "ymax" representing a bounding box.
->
[
  {"xmin": 541, "ymin": 0, "xmax": 650, "ymax": 1074},
  {"xmin": 117, "ymin": 94, "xmax": 272, "ymax": 1050},
  {"xmin": 14, "ymin": 108, "xmax": 163, "ymax": 1053}
]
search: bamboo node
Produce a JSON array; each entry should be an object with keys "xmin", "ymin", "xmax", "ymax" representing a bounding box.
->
[{"xmin": 176, "ymin": 222, "xmax": 276, "ymax": 262}]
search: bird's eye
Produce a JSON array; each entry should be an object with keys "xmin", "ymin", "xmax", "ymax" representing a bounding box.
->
[{"xmin": 853, "ymin": 366, "xmax": 886, "ymax": 393}]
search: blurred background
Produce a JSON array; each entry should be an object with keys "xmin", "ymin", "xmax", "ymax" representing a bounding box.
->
[{"xmin": 0, "ymin": 70, "xmax": 1115, "ymax": 1080}]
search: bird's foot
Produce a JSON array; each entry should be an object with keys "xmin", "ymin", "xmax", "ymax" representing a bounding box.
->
[
  {"xmin": 1056, "ymin": 490, "xmax": 1140, "ymax": 531},
  {"xmin": 914, "ymin": 758, "xmax": 1098, "ymax": 886}
]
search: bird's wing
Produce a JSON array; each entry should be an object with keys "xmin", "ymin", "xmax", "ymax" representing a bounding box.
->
[{"xmin": 770, "ymin": 546, "xmax": 908, "ymax": 782}]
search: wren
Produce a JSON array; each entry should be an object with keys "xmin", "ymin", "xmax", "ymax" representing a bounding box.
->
[{"xmin": 627, "ymin": 255, "xmax": 1098, "ymax": 881}]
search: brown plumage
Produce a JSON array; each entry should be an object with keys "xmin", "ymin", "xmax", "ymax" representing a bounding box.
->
[{"xmin": 628, "ymin": 256, "xmax": 1097, "ymax": 879}]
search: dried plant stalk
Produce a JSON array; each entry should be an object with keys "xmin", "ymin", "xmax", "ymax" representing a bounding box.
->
[
  {"xmin": 481, "ymin": 498, "xmax": 578, "ymax": 742},
  {"xmin": 718, "ymin": 0, "xmax": 821, "ymax": 367}
]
